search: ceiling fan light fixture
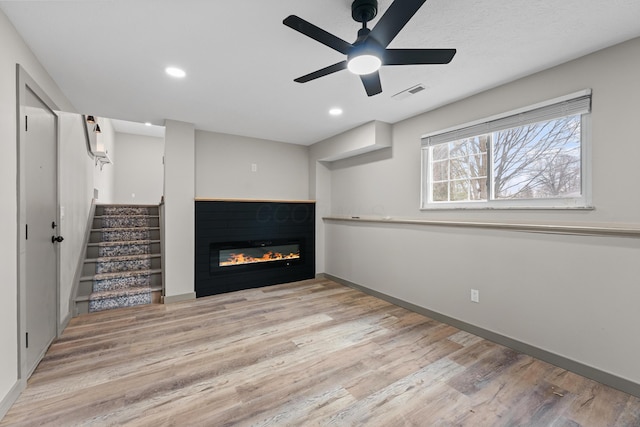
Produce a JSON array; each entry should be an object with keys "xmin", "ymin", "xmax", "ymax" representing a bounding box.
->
[{"xmin": 347, "ymin": 54, "xmax": 381, "ymax": 75}]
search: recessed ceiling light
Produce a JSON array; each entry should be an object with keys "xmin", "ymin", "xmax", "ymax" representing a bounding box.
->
[
  {"xmin": 144, "ymin": 122, "xmax": 152, "ymax": 126},
  {"xmin": 165, "ymin": 67, "xmax": 186, "ymax": 78},
  {"xmin": 329, "ymin": 108, "xmax": 343, "ymax": 116}
]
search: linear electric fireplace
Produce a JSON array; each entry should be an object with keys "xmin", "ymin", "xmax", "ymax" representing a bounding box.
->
[
  {"xmin": 211, "ymin": 239, "xmax": 303, "ymax": 273},
  {"xmin": 195, "ymin": 200, "xmax": 315, "ymax": 297}
]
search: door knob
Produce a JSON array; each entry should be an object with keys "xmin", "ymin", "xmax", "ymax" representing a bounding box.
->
[{"xmin": 51, "ymin": 235, "xmax": 64, "ymax": 243}]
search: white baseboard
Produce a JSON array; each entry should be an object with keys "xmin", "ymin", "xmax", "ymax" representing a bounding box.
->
[
  {"xmin": 0, "ymin": 379, "xmax": 25, "ymax": 421},
  {"xmin": 162, "ymin": 292, "xmax": 196, "ymax": 304}
]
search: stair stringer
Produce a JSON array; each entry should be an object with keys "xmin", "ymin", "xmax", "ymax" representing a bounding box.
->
[{"xmin": 69, "ymin": 199, "xmax": 97, "ymax": 318}]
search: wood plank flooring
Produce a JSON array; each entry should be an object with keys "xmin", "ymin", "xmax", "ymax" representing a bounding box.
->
[{"xmin": 2, "ymin": 278, "xmax": 639, "ymax": 426}]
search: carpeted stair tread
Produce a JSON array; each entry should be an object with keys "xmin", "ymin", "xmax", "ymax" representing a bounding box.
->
[
  {"xmin": 87, "ymin": 239, "xmax": 160, "ymax": 247},
  {"xmin": 88, "ymin": 240, "xmax": 159, "ymax": 257},
  {"xmin": 96, "ymin": 215, "xmax": 158, "ymax": 229},
  {"xmin": 95, "ymin": 215, "xmax": 159, "ymax": 218},
  {"xmin": 76, "ymin": 284, "xmax": 162, "ymax": 302},
  {"xmin": 93, "ymin": 227, "xmax": 160, "ymax": 232},
  {"xmin": 100, "ymin": 206, "xmax": 154, "ymax": 215},
  {"xmin": 80, "ymin": 268, "xmax": 162, "ymax": 282},
  {"xmin": 86, "ymin": 253, "xmax": 160, "ymax": 263},
  {"xmin": 93, "ymin": 272, "xmax": 152, "ymax": 292},
  {"xmin": 97, "ymin": 228, "xmax": 158, "ymax": 242},
  {"xmin": 88, "ymin": 288, "xmax": 153, "ymax": 312},
  {"xmin": 93, "ymin": 255, "xmax": 156, "ymax": 274},
  {"xmin": 89, "ymin": 286, "xmax": 152, "ymax": 301}
]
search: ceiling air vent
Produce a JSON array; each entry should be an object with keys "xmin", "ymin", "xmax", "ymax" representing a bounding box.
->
[{"xmin": 392, "ymin": 84, "xmax": 426, "ymax": 101}]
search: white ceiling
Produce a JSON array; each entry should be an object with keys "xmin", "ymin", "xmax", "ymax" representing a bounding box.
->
[{"xmin": 2, "ymin": 0, "xmax": 640, "ymax": 145}]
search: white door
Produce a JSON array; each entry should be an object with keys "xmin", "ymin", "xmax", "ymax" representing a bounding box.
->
[{"xmin": 24, "ymin": 86, "xmax": 58, "ymax": 375}]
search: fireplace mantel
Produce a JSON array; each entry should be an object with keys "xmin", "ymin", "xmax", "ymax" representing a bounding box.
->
[{"xmin": 195, "ymin": 198, "xmax": 316, "ymax": 203}]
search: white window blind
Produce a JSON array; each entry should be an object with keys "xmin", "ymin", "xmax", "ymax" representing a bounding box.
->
[{"xmin": 422, "ymin": 94, "xmax": 591, "ymax": 147}]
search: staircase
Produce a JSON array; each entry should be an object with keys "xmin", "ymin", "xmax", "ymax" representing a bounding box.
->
[{"xmin": 74, "ymin": 204, "xmax": 163, "ymax": 315}]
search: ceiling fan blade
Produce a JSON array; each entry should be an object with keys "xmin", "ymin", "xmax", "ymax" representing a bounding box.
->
[
  {"xmin": 283, "ymin": 15, "xmax": 352, "ymax": 55},
  {"xmin": 360, "ymin": 71, "xmax": 382, "ymax": 97},
  {"xmin": 384, "ymin": 48, "xmax": 456, "ymax": 65},
  {"xmin": 369, "ymin": 0, "xmax": 426, "ymax": 48},
  {"xmin": 294, "ymin": 61, "xmax": 348, "ymax": 83}
]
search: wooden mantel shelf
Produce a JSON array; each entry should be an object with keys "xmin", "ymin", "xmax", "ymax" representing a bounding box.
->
[
  {"xmin": 323, "ymin": 215, "xmax": 640, "ymax": 238},
  {"xmin": 196, "ymin": 198, "xmax": 316, "ymax": 203}
]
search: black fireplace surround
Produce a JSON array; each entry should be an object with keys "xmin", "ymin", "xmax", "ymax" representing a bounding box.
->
[{"xmin": 195, "ymin": 200, "xmax": 315, "ymax": 297}]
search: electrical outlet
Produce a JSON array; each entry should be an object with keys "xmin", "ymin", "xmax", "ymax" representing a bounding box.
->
[
  {"xmin": 251, "ymin": 163, "xmax": 258, "ymax": 172},
  {"xmin": 471, "ymin": 289, "xmax": 480, "ymax": 303}
]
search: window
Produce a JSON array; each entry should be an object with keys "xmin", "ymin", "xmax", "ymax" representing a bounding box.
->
[{"xmin": 421, "ymin": 91, "xmax": 591, "ymax": 209}]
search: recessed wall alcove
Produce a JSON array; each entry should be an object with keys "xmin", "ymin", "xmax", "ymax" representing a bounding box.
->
[{"xmin": 195, "ymin": 199, "xmax": 315, "ymax": 297}]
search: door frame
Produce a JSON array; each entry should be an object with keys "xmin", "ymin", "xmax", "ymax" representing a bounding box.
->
[{"xmin": 16, "ymin": 64, "xmax": 61, "ymax": 380}]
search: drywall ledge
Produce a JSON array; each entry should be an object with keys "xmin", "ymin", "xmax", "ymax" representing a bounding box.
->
[
  {"xmin": 323, "ymin": 215, "xmax": 640, "ymax": 238},
  {"xmin": 315, "ymin": 121, "xmax": 392, "ymax": 162},
  {"xmin": 324, "ymin": 273, "xmax": 640, "ymax": 398}
]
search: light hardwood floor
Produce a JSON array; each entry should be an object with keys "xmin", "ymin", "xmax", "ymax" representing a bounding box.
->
[{"xmin": 2, "ymin": 279, "xmax": 639, "ymax": 426}]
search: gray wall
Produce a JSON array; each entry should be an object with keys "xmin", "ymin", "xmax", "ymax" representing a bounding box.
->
[
  {"xmin": 1, "ymin": 9, "xmax": 113, "ymax": 415},
  {"xmin": 163, "ymin": 120, "xmax": 195, "ymax": 301},
  {"xmin": 92, "ymin": 117, "xmax": 115, "ymax": 203},
  {"xmin": 314, "ymin": 37, "xmax": 640, "ymax": 385},
  {"xmin": 113, "ymin": 132, "xmax": 164, "ymax": 204},
  {"xmin": 195, "ymin": 130, "xmax": 309, "ymax": 201},
  {"xmin": 57, "ymin": 112, "xmax": 97, "ymax": 321}
]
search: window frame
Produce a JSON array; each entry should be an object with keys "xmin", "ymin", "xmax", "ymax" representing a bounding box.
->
[{"xmin": 420, "ymin": 90, "xmax": 593, "ymax": 210}]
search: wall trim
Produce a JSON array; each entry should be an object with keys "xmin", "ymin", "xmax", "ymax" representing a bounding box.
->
[
  {"xmin": 324, "ymin": 215, "xmax": 640, "ymax": 238},
  {"xmin": 16, "ymin": 64, "xmax": 60, "ymax": 384},
  {"xmin": 322, "ymin": 273, "xmax": 640, "ymax": 399},
  {"xmin": 0, "ymin": 379, "xmax": 25, "ymax": 420},
  {"xmin": 162, "ymin": 292, "xmax": 196, "ymax": 304}
]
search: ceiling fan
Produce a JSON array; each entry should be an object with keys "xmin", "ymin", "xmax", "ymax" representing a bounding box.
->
[{"xmin": 283, "ymin": 0, "xmax": 456, "ymax": 97}]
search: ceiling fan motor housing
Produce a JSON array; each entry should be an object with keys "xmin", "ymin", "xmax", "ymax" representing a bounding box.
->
[{"xmin": 352, "ymin": 0, "xmax": 378, "ymax": 23}]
